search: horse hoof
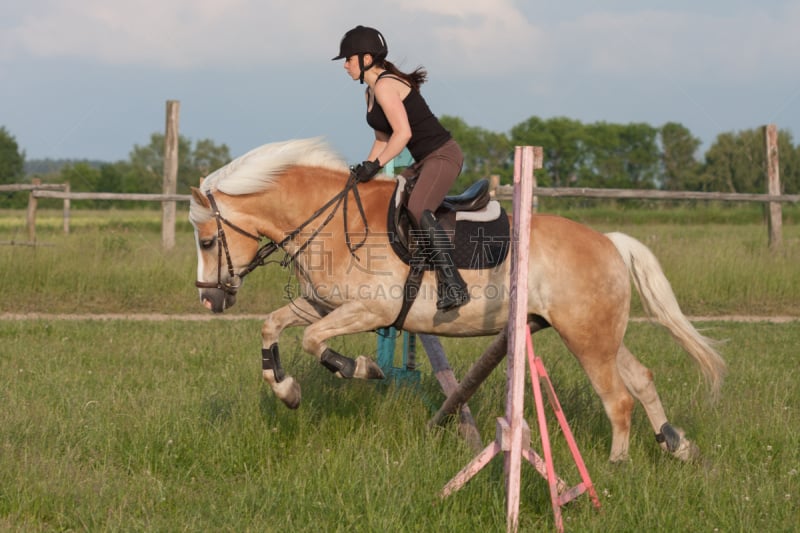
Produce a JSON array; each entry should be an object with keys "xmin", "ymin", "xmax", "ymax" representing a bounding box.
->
[
  {"xmin": 657, "ymin": 423, "xmax": 701, "ymax": 462},
  {"xmin": 275, "ymin": 376, "xmax": 301, "ymax": 410},
  {"xmin": 672, "ymin": 439, "xmax": 701, "ymax": 462},
  {"xmin": 355, "ymin": 356, "xmax": 385, "ymax": 380}
]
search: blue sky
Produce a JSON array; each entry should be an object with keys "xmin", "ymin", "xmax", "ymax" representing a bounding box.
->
[{"xmin": 2, "ymin": 0, "xmax": 799, "ymax": 165}]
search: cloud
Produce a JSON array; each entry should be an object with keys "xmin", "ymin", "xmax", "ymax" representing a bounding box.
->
[
  {"xmin": 0, "ymin": 0, "xmax": 340, "ymax": 68},
  {"xmin": 387, "ymin": 0, "xmax": 547, "ymax": 76},
  {"xmin": 547, "ymin": 5, "xmax": 800, "ymax": 83},
  {"xmin": 1, "ymin": 0, "xmax": 545, "ymax": 75},
  {"xmin": 2, "ymin": 0, "xmax": 799, "ymax": 84}
]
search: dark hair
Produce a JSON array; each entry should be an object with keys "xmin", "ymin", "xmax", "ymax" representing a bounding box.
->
[{"xmin": 380, "ymin": 60, "xmax": 428, "ymax": 91}]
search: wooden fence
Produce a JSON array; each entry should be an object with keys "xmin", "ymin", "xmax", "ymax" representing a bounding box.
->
[
  {"xmin": 3, "ymin": 112, "xmax": 796, "ymax": 250},
  {"xmin": 1, "ymin": 180, "xmax": 190, "ymax": 244},
  {"xmin": 1, "ymin": 101, "xmax": 186, "ymax": 248},
  {"xmin": 5, "ymin": 180, "xmax": 796, "ymax": 250},
  {"xmin": 490, "ymin": 124, "xmax": 797, "ymax": 251}
]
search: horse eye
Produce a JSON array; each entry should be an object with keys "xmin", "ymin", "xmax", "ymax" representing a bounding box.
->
[{"xmin": 200, "ymin": 237, "xmax": 215, "ymax": 250}]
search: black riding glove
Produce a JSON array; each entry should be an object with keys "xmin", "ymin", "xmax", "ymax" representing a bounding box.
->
[{"xmin": 352, "ymin": 159, "xmax": 383, "ymax": 183}]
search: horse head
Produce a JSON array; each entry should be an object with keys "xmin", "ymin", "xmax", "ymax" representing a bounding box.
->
[
  {"xmin": 188, "ymin": 137, "xmax": 351, "ymax": 313},
  {"xmin": 189, "ymin": 186, "xmax": 263, "ymax": 313}
]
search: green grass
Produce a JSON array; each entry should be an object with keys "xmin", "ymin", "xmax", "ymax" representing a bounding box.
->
[
  {"xmin": 1, "ymin": 207, "xmax": 798, "ymax": 316},
  {"xmin": 0, "ymin": 320, "xmax": 797, "ymax": 531},
  {"xmin": 1, "ymin": 206, "xmax": 799, "ymax": 531}
]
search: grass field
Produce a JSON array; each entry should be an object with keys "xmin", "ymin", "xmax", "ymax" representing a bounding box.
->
[{"xmin": 1, "ymin": 206, "xmax": 799, "ymax": 531}]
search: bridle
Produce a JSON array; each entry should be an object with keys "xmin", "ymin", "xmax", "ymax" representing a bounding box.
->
[
  {"xmin": 195, "ymin": 172, "xmax": 369, "ymax": 296},
  {"xmin": 194, "ymin": 191, "xmax": 267, "ymax": 295}
]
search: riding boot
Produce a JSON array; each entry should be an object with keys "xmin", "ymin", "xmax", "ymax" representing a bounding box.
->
[{"xmin": 418, "ymin": 210, "xmax": 470, "ymax": 311}]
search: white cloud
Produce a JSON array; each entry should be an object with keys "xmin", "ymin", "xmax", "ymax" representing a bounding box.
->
[
  {"xmin": 1, "ymin": 0, "xmax": 546, "ymax": 74},
  {"xmin": 0, "ymin": 0, "xmax": 340, "ymax": 68},
  {"xmin": 547, "ymin": 5, "xmax": 800, "ymax": 83},
  {"xmin": 2, "ymin": 0, "xmax": 799, "ymax": 82},
  {"xmin": 387, "ymin": 0, "xmax": 548, "ymax": 76}
]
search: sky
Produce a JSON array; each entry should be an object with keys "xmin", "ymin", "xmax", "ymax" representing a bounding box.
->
[{"xmin": 2, "ymin": 0, "xmax": 800, "ymax": 166}]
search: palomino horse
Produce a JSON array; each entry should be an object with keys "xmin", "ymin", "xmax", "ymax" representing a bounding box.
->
[{"xmin": 189, "ymin": 138, "xmax": 725, "ymax": 462}]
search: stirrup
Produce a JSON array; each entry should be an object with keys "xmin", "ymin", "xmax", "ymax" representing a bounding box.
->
[{"xmin": 436, "ymin": 273, "xmax": 470, "ymax": 311}]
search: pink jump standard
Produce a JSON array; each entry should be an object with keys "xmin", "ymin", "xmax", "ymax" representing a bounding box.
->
[{"xmin": 438, "ymin": 147, "xmax": 600, "ymax": 533}]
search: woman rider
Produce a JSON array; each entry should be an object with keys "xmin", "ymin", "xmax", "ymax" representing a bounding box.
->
[{"xmin": 332, "ymin": 25, "xmax": 469, "ymax": 311}]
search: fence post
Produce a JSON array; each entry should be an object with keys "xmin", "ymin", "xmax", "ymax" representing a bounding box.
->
[
  {"xmin": 63, "ymin": 182, "xmax": 71, "ymax": 234},
  {"xmin": 489, "ymin": 174, "xmax": 500, "ymax": 198},
  {"xmin": 764, "ymin": 124, "xmax": 782, "ymax": 252},
  {"xmin": 162, "ymin": 100, "xmax": 180, "ymax": 250},
  {"xmin": 26, "ymin": 178, "xmax": 40, "ymax": 242}
]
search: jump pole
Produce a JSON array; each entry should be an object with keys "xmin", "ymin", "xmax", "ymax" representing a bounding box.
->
[{"xmin": 437, "ymin": 146, "xmax": 599, "ymax": 532}]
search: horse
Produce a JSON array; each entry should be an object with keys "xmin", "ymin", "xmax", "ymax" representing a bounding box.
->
[{"xmin": 188, "ymin": 137, "xmax": 726, "ymax": 463}]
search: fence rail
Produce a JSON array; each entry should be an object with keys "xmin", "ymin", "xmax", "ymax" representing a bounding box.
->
[
  {"xmin": 32, "ymin": 191, "xmax": 190, "ymax": 202},
  {"xmin": 0, "ymin": 183, "xmax": 67, "ymax": 193},
  {"xmin": 2, "ymin": 122, "xmax": 793, "ymax": 249},
  {"xmin": 492, "ymin": 185, "xmax": 800, "ymax": 203},
  {"xmin": 4, "ymin": 182, "xmax": 796, "ymax": 248}
]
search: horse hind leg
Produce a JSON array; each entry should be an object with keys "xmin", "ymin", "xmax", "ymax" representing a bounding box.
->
[
  {"xmin": 301, "ymin": 302, "xmax": 386, "ymax": 381},
  {"xmin": 593, "ymin": 368, "xmax": 635, "ymax": 463},
  {"xmin": 616, "ymin": 343, "xmax": 700, "ymax": 461},
  {"xmin": 563, "ymin": 336, "xmax": 635, "ymax": 462},
  {"xmin": 319, "ymin": 348, "xmax": 384, "ymax": 380}
]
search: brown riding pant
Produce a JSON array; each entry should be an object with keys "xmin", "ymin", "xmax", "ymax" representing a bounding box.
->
[{"xmin": 401, "ymin": 139, "xmax": 464, "ymax": 225}]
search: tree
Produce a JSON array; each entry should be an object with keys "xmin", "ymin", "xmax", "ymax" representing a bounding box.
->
[
  {"xmin": 96, "ymin": 162, "xmax": 127, "ymax": 194},
  {"xmin": 440, "ymin": 115, "xmax": 511, "ymax": 191},
  {"xmin": 774, "ymin": 130, "xmax": 800, "ymax": 194},
  {"xmin": 660, "ymin": 122, "xmax": 702, "ymax": 190},
  {"xmin": 704, "ymin": 130, "xmax": 765, "ymax": 193},
  {"xmin": 790, "ymin": 141, "xmax": 800, "ymax": 194},
  {"xmin": 190, "ymin": 139, "xmax": 233, "ymax": 186},
  {"xmin": 580, "ymin": 122, "xmax": 660, "ymax": 189},
  {"xmin": 510, "ymin": 116, "xmax": 587, "ymax": 187},
  {"xmin": 127, "ymin": 133, "xmax": 231, "ymax": 194},
  {"xmin": 701, "ymin": 127, "xmax": 800, "ymax": 194},
  {"xmin": 60, "ymin": 162, "xmax": 101, "ymax": 193},
  {"xmin": 0, "ymin": 126, "xmax": 25, "ymax": 185}
]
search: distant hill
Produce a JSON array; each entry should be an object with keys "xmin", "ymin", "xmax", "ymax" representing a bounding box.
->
[{"xmin": 25, "ymin": 158, "xmax": 109, "ymax": 176}]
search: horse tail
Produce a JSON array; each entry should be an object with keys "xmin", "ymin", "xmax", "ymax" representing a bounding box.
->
[{"xmin": 605, "ymin": 231, "xmax": 727, "ymax": 399}]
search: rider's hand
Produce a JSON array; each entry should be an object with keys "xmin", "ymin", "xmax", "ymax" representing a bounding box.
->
[{"xmin": 352, "ymin": 159, "xmax": 383, "ymax": 183}]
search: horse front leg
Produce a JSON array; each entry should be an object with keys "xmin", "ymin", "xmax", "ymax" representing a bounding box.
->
[
  {"xmin": 301, "ymin": 301, "xmax": 388, "ymax": 380},
  {"xmin": 261, "ymin": 297, "xmax": 323, "ymax": 409}
]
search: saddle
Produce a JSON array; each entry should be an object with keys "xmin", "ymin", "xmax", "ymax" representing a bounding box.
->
[{"xmin": 387, "ymin": 177, "xmax": 510, "ymax": 271}]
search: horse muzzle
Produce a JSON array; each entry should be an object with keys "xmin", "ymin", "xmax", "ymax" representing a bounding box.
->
[{"xmin": 196, "ymin": 281, "xmax": 239, "ymax": 313}]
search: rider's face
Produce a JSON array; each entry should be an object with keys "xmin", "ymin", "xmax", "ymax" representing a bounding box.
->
[{"xmin": 344, "ymin": 54, "xmax": 373, "ymax": 81}]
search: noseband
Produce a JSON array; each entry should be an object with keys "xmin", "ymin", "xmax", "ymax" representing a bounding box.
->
[{"xmin": 195, "ymin": 192, "xmax": 273, "ymax": 295}]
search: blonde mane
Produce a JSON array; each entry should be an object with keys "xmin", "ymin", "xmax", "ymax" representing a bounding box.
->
[
  {"xmin": 201, "ymin": 137, "xmax": 348, "ymax": 196},
  {"xmin": 190, "ymin": 137, "xmax": 348, "ymax": 223}
]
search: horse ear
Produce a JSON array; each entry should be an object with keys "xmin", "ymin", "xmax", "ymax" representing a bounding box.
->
[{"xmin": 191, "ymin": 186, "xmax": 210, "ymax": 208}]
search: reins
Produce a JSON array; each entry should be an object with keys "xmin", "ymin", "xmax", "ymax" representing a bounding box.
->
[
  {"xmin": 279, "ymin": 170, "xmax": 369, "ymax": 261},
  {"xmin": 196, "ymin": 171, "xmax": 369, "ymax": 294}
]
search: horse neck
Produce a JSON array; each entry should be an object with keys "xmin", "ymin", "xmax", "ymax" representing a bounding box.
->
[{"xmin": 247, "ymin": 166, "xmax": 392, "ymax": 249}]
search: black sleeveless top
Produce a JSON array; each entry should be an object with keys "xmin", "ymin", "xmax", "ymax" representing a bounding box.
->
[{"xmin": 366, "ymin": 72, "xmax": 451, "ymax": 162}]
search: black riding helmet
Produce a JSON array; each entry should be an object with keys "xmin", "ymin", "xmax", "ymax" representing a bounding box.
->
[{"xmin": 332, "ymin": 25, "xmax": 387, "ymax": 84}]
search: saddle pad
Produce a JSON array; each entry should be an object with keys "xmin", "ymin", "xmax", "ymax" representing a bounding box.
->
[{"xmin": 386, "ymin": 181, "xmax": 511, "ymax": 271}]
